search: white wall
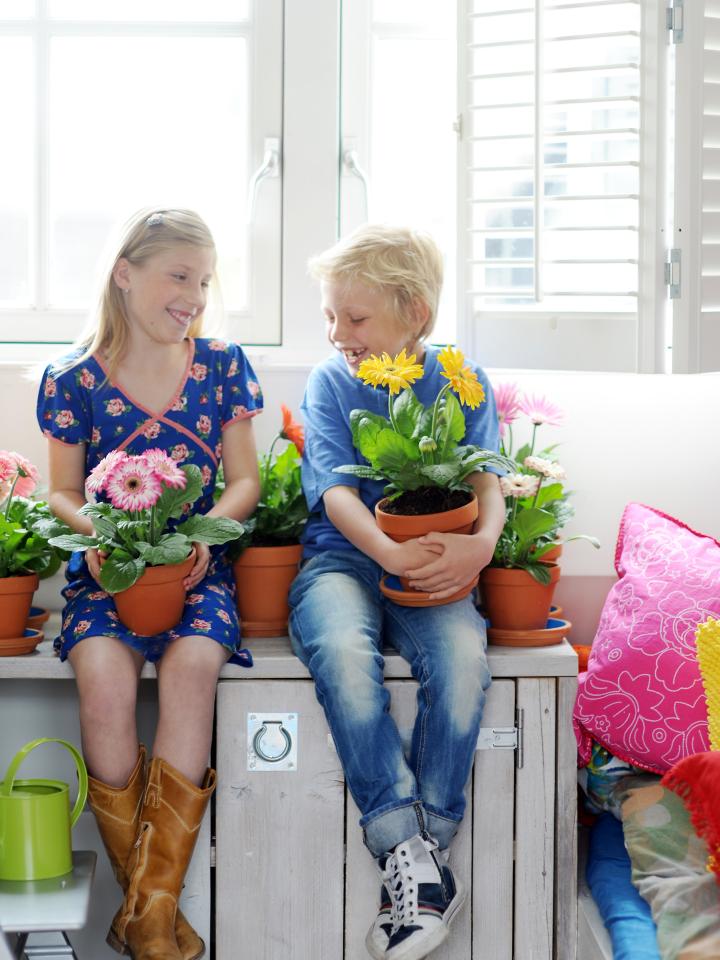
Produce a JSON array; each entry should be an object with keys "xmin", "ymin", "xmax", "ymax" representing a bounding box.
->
[{"xmin": 4, "ymin": 359, "xmax": 718, "ymax": 644}]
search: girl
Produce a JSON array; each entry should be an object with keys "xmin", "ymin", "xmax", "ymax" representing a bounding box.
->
[
  {"xmin": 289, "ymin": 224, "xmax": 505, "ymax": 960},
  {"xmin": 36, "ymin": 208, "xmax": 262, "ymax": 960}
]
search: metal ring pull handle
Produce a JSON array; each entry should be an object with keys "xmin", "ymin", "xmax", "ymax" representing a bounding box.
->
[
  {"xmin": 252, "ymin": 721, "xmax": 292, "ymax": 763},
  {"xmin": 247, "ymin": 137, "xmax": 281, "ymax": 224}
]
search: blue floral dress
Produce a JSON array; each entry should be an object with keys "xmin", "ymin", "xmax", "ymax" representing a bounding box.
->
[{"xmin": 36, "ymin": 337, "xmax": 262, "ymax": 666}]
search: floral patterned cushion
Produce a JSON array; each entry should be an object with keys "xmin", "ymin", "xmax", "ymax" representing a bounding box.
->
[{"xmin": 574, "ymin": 503, "xmax": 720, "ymax": 773}]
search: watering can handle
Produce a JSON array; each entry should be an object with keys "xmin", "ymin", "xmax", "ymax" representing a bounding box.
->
[{"xmin": 1, "ymin": 738, "xmax": 89, "ymax": 828}]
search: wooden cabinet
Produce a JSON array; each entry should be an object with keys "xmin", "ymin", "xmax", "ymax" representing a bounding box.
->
[{"xmin": 215, "ymin": 640, "xmax": 578, "ymax": 960}]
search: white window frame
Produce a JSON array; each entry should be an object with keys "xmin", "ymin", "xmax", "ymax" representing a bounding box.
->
[
  {"xmin": 456, "ymin": 0, "xmax": 669, "ymax": 373},
  {"xmin": 0, "ymin": 1, "xmax": 283, "ymax": 351}
]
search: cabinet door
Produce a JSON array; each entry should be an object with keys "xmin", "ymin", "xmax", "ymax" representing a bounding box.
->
[
  {"xmin": 345, "ymin": 679, "xmax": 515, "ymax": 960},
  {"xmin": 215, "ymin": 680, "xmax": 345, "ymax": 960}
]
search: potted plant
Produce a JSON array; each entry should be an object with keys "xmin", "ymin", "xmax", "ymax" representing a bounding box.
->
[
  {"xmin": 480, "ymin": 384, "xmax": 599, "ymax": 632},
  {"xmin": 334, "ymin": 346, "xmax": 513, "ymax": 605},
  {"xmin": 221, "ymin": 405, "xmax": 309, "ymax": 637},
  {"xmin": 0, "ymin": 451, "xmax": 70, "ymax": 643},
  {"xmin": 49, "ymin": 448, "xmax": 244, "ymax": 636}
]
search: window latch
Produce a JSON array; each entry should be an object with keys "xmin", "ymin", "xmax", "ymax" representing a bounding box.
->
[{"xmin": 667, "ymin": 0, "xmax": 684, "ymax": 43}]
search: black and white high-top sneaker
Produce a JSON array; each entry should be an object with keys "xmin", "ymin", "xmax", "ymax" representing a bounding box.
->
[
  {"xmin": 383, "ymin": 834, "xmax": 465, "ymax": 960},
  {"xmin": 365, "ymin": 854, "xmax": 394, "ymax": 960}
]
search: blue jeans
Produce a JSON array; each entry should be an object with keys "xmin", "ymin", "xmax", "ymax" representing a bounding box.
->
[{"xmin": 288, "ymin": 549, "xmax": 491, "ymax": 857}]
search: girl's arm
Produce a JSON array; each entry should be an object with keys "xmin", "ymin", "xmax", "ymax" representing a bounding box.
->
[
  {"xmin": 405, "ymin": 471, "xmax": 506, "ymax": 599},
  {"xmin": 324, "ymin": 485, "xmax": 442, "ymax": 576},
  {"xmin": 214, "ymin": 418, "xmax": 261, "ymax": 523},
  {"xmin": 183, "ymin": 418, "xmax": 261, "ymax": 591},
  {"xmin": 47, "ymin": 439, "xmax": 92, "ymax": 535}
]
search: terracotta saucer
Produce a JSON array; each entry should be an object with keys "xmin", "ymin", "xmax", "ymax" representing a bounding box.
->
[
  {"xmin": 379, "ymin": 575, "xmax": 476, "ymax": 608},
  {"xmin": 27, "ymin": 605, "xmax": 50, "ymax": 631},
  {"xmin": 487, "ymin": 617, "xmax": 572, "ymax": 647},
  {"xmin": 0, "ymin": 628, "xmax": 44, "ymax": 657}
]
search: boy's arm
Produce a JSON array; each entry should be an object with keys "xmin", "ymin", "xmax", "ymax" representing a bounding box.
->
[
  {"xmin": 323, "ymin": 485, "xmax": 443, "ymax": 577},
  {"xmin": 405, "ymin": 471, "xmax": 505, "ymax": 600}
]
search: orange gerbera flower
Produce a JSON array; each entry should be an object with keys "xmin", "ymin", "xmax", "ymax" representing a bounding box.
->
[{"xmin": 281, "ymin": 404, "xmax": 305, "ymax": 456}]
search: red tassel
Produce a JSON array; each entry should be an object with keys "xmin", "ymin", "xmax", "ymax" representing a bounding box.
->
[{"xmin": 662, "ymin": 752, "xmax": 720, "ymax": 885}]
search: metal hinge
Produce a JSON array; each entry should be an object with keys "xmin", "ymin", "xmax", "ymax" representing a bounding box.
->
[
  {"xmin": 476, "ymin": 707, "xmax": 524, "ymax": 768},
  {"xmin": 667, "ymin": 0, "xmax": 684, "ymax": 43},
  {"xmin": 210, "ymin": 837, "xmax": 216, "ymax": 869},
  {"xmin": 453, "ymin": 113, "xmax": 464, "ymax": 140},
  {"xmin": 665, "ymin": 247, "xmax": 681, "ymax": 298}
]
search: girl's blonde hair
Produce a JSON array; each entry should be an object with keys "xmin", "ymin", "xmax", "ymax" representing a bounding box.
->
[
  {"xmin": 308, "ymin": 224, "xmax": 444, "ymax": 340},
  {"xmin": 60, "ymin": 208, "xmax": 216, "ymax": 377}
]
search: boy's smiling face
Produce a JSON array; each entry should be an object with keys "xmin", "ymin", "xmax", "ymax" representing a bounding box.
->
[{"xmin": 321, "ymin": 279, "xmax": 425, "ymax": 375}]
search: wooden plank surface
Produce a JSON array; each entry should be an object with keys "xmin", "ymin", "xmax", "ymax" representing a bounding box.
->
[
  {"xmin": 514, "ymin": 678, "xmax": 556, "ymax": 960},
  {"xmin": 1, "ymin": 622, "xmax": 578, "ymax": 680},
  {"xmin": 473, "ymin": 680, "xmax": 516, "ymax": 960},
  {"xmin": 215, "ymin": 679, "xmax": 345, "ymax": 960},
  {"xmin": 555, "ymin": 676, "xmax": 579, "ymax": 960}
]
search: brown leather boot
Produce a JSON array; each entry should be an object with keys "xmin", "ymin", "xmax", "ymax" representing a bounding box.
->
[
  {"xmin": 114, "ymin": 757, "xmax": 216, "ymax": 960},
  {"xmin": 87, "ymin": 747, "xmax": 207, "ymax": 960}
]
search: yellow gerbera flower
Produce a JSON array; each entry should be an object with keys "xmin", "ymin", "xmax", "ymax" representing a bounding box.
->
[
  {"xmin": 438, "ymin": 345, "xmax": 486, "ymax": 409},
  {"xmin": 357, "ymin": 348, "xmax": 424, "ymax": 395}
]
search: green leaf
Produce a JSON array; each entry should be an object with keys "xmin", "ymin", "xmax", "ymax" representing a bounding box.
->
[
  {"xmin": 333, "ymin": 465, "xmax": 383, "ymax": 479},
  {"xmin": 175, "ymin": 514, "xmax": 245, "ymax": 545},
  {"xmin": 419, "ymin": 463, "xmax": 462, "ymax": 487},
  {"xmin": 99, "ymin": 551, "xmax": 146, "ymax": 593},
  {"xmin": 48, "ymin": 533, "xmax": 99, "ymax": 551},
  {"xmin": 511, "ymin": 508, "xmax": 558, "ymax": 546},
  {"xmin": 524, "ymin": 562, "xmax": 553, "ymax": 585},
  {"xmin": 514, "ymin": 443, "xmax": 533, "ymax": 464},
  {"xmin": 154, "ymin": 464, "xmax": 203, "ymax": 531},
  {"xmin": 392, "ymin": 387, "xmax": 424, "ymax": 438},
  {"xmin": 374, "ymin": 429, "xmax": 421, "ymax": 471},
  {"xmin": 349, "ymin": 410, "xmax": 388, "ymax": 463},
  {"xmin": 525, "ymin": 482, "xmax": 564, "ymax": 509},
  {"xmin": 436, "ymin": 392, "xmax": 466, "ymax": 454},
  {"xmin": 140, "ymin": 535, "xmax": 192, "ymax": 566}
]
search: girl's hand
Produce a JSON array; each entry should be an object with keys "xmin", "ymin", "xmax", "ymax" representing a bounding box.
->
[
  {"xmin": 184, "ymin": 542, "xmax": 210, "ymax": 590},
  {"xmin": 85, "ymin": 547, "xmax": 106, "ymax": 586},
  {"xmin": 404, "ymin": 531, "xmax": 495, "ymax": 599}
]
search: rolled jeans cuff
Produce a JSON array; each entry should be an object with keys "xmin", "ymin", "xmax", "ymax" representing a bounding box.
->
[
  {"xmin": 425, "ymin": 804, "xmax": 463, "ymax": 850},
  {"xmin": 361, "ymin": 799, "xmax": 426, "ymax": 858}
]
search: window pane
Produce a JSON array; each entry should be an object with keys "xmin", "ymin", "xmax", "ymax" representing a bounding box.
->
[
  {"xmin": 48, "ymin": 36, "xmax": 249, "ymax": 308},
  {"xmin": 2, "ymin": 1, "xmax": 35, "ymax": 18},
  {"xmin": 0, "ymin": 38, "xmax": 33, "ymax": 307},
  {"xmin": 48, "ymin": 0, "xmax": 249, "ymax": 21}
]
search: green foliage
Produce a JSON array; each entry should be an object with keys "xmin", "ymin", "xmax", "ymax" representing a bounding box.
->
[
  {"xmin": 217, "ymin": 441, "xmax": 308, "ymax": 558},
  {"xmin": 49, "ymin": 464, "xmax": 245, "ymax": 594},
  {"xmin": 335, "ymin": 387, "xmax": 514, "ymax": 499},
  {"xmin": 0, "ymin": 497, "xmax": 71, "ymax": 579}
]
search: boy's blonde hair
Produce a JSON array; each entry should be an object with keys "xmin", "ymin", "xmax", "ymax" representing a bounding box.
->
[
  {"xmin": 308, "ymin": 224, "xmax": 443, "ymax": 340},
  {"xmin": 61, "ymin": 208, "xmax": 216, "ymax": 377}
]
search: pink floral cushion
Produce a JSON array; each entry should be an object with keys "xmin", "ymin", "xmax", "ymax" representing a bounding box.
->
[{"xmin": 574, "ymin": 503, "xmax": 720, "ymax": 773}]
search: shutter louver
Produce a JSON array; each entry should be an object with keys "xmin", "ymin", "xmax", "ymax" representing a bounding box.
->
[{"xmin": 464, "ymin": 0, "xmax": 641, "ymax": 314}]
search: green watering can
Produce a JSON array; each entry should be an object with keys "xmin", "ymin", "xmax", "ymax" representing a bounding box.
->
[{"xmin": 0, "ymin": 738, "xmax": 88, "ymax": 881}]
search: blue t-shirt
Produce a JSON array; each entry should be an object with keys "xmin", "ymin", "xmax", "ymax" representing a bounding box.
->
[{"xmin": 300, "ymin": 345, "xmax": 500, "ymax": 556}]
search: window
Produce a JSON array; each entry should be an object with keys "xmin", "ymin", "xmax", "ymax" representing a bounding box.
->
[{"xmin": 0, "ymin": 0, "xmax": 282, "ymax": 347}]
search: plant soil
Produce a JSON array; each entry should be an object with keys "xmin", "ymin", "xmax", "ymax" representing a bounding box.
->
[
  {"xmin": 251, "ymin": 536, "xmax": 299, "ymax": 548},
  {"xmin": 382, "ymin": 487, "xmax": 473, "ymax": 516}
]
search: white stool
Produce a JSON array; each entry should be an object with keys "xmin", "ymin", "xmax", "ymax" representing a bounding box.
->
[{"xmin": 0, "ymin": 852, "xmax": 96, "ymax": 960}]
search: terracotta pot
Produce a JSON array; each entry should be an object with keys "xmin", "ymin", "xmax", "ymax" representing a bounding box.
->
[
  {"xmin": 111, "ymin": 550, "xmax": 195, "ymax": 637},
  {"xmin": 27, "ymin": 606, "xmax": 50, "ymax": 632},
  {"xmin": 375, "ymin": 493, "xmax": 479, "ymax": 595},
  {"xmin": 0, "ymin": 573, "xmax": 39, "ymax": 639},
  {"xmin": 538, "ymin": 541, "xmax": 562, "ymax": 563},
  {"xmin": 573, "ymin": 644, "xmax": 593, "ymax": 671},
  {"xmin": 479, "ymin": 564, "xmax": 561, "ymax": 631},
  {"xmin": 234, "ymin": 544, "xmax": 303, "ymax": 638}
]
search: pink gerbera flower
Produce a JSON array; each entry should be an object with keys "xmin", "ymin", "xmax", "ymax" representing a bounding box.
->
[
  {"xmin": 143, "ymin": 449, "xmax": 187, "ymax": 490},
  {"xmin": 0, "ymin": 451, "xmax": 40, "ymax": 500},
  {"xmin": 105, "ymin": 457, "xmax": 162, "ymax": 511},
  {"xmin": 86, "ymin": 450, "xmax": 128, "ymax": 494},
  {"xmin": 519, "ymin": 393, "xmax": 565, "ymax": 427},
  {"xmin": 493, "ymin": 382, "xmax": 521, "ymax": 437}
]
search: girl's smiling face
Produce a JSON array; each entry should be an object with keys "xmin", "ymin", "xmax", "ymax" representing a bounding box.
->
[
  {"xmin": 321, "ymin": 279, "xmax": 425, "ymax": 374},
  {"xmin": 115, "ymin": 243, "xmax": 216, "ymax": 346}
]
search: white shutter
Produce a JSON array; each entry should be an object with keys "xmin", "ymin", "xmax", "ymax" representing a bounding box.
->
[
  {"xmin": 672, "ymin": 0, "xmax": 720, "ymax": 372},
  {"xmin": 459, "ymin": 0, "xmax": 654, "ymax": 371}
]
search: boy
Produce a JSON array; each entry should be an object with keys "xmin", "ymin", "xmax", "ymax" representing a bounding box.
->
[{"xmin": 288, "ymin": 225, "xmax": 504, "ymax": 960}]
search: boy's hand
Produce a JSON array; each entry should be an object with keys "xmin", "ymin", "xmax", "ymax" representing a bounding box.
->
[
  {"xmin": 404, "ymin": 530, "xmax": 495, "ymax": 599},
  {"xmin": 382, "ymin": 538, "xmax": 444, "ymax": 578}
]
